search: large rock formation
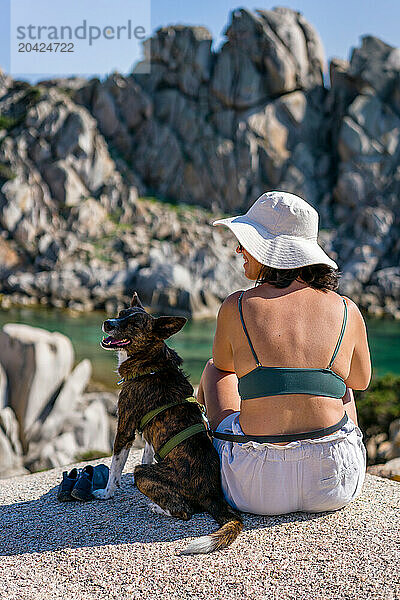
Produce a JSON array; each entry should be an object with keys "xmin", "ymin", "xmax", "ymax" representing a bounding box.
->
[
  {"xmin": 0, "ymin": 460, "xmax": 398, "ymax": 600},
  {"xmin": 325, "ymin": 37, "xmax": 400, "ymax": 314},
  {"xmin": 0, "ymin": 324, "xmax": 119, "ymax": 477},
  {"xmin": 0, "ymin": 8, "xmax": 400, "ymax": 318},
  {"xmin": 0, "ymin": 407, "xmax": 27, "ymax": 477},
  {"xmin": 0, "ymin": 324, "xmax": 74, "ymax": 443},
  {"xmin": 0, "ymin": 82, "xmax": 136, "ymax": 268},
  {"xmin": 75, "ymin": 8, "xmax": 327, "ymax": 211}
]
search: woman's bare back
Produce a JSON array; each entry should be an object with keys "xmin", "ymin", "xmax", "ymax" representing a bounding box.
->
[{"xmin": 213, "ymin": 280, "xmax": 371, "ymax": 439}]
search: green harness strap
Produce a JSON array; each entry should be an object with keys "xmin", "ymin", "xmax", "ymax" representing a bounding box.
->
[
  {"xmin": 138, "ymin": 396, "xmax": 207, "ymax": 462},
  {"xmin": 138, "ymin": 397, "xmax": 198, "ymax": 432},
  {"xmin": 154, "ymin": 423, "xmax": 207, "ymax": 463}
]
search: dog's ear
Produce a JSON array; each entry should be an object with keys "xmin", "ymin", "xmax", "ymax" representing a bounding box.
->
[
  {"xmin": 153, "ymin": 316, "xmax": 187, "ymax": 339},
  {"xmin": 130, "ymin": 292, "xmax": 144, "ymax": 309}
]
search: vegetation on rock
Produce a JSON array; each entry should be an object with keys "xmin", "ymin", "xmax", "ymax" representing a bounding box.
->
[{"xmin": 356, "ymin": 375, "xmax": 400, "ymax": 434}]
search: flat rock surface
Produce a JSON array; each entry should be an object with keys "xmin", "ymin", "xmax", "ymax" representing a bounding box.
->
[{"xmin": 1, "ymin": 451, "xmax": 399, "ymax": 600}]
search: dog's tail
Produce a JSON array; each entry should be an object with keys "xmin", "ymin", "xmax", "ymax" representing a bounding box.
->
[{"xmin": 180, "ymin": 499, "xmax": 243, "ymax": 555}]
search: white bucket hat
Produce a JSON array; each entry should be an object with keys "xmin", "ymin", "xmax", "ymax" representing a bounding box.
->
[{"xmin": 213, "ymin": 191, "xmax": 338, "ymax": 270}]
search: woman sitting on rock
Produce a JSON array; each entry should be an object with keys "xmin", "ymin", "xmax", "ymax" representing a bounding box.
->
[{"xmin": 198, "ymin": 191, "xmax": 371, "ymax": 515}]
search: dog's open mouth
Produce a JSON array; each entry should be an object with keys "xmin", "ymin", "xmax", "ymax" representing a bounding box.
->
[{"xmin": 101, "ymin": 336, "xmax": 131, "ymax": 349}]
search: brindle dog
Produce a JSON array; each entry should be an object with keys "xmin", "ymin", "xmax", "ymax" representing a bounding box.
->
[{"xmin": 93, "ymin": 292, "xmax": 242, "ymax": 554}]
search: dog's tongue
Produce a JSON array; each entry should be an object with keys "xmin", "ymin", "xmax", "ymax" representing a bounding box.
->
[{"xmin": 101, "ymin": 336, "xmax": 130, "ymax": 348}]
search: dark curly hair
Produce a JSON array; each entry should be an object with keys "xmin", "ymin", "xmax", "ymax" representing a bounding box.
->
[{"xmin": 256, "ymin": 264, "xmax": 340, "ymax": 292}]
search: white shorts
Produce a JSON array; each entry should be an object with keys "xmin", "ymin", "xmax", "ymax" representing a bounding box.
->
[{"xmin": 213, "ymin": 412, "xmax": 367, "ymax": 515}]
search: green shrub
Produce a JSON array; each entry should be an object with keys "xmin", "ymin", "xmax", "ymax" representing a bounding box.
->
[
  {"xmin": 0, "ymin": 86, "xmax": 43, "ymax": 134},
  {"xmin": 75, "ymin": 450, "xmax": 111, "ymax": 462},
  {"xmin": 0, "ymin": 115, "xmax": 19, "ymax": 130},
  {"xmin": 13, "ymin": 81, "xmax": 30, "ymax": 91},
  {"xmin": 139, "ymin": 195, "xmax": 216, "ymax": 220},
  {"xmin": 355, "ymin": 374, "xmax": 400, "ymax": 434},
  {"xmin": 22, "ymin": 86, "xmax": 42, "ymax": 106},
  {"xmin": 58, "ymin": 86, "xmax": 75, "ymax": 99},
  {"xmin": 0, "ymin": 163, "xmax": 16, "ymax": 180}
]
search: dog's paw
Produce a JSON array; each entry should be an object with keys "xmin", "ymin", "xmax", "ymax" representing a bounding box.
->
[
  {"xmin": 148, "ymin": 502, "xmax": 172, "ymax": 517},
  {"xmin": 92, "ymin": 488, "xmax": 114, "ymax": 500}
]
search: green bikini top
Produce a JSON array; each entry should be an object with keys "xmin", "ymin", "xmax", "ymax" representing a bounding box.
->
[{"xmin": 237, "ymin": 291, "xmax": 348, "ymax": 400}]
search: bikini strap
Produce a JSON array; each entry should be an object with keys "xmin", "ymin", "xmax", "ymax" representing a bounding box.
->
[
  {"xmin": 327, "ymin": 297, "xmax": 348, "ymax": 369},
  {"xmin": 238, "ymin": 291, "xmax": 261, "ymax": 367}
]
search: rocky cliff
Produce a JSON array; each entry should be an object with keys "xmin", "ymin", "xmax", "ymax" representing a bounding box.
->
[{"xmin": 1, "ymin": 7, "xmax": 400, "ymax": 318}]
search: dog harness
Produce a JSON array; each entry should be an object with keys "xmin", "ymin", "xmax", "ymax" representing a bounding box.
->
[
  {"xmin": 138, "ymin": 396, "xmax": 207, "ymax": 463},
  {"xmin": 117, "ymin": 370, "xmax": 208, "ymax": 462}
]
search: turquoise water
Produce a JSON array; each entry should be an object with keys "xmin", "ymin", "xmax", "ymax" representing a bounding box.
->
[
  {"xmin": 0, "ymin": 306, "xmax": 399, "ymax": 388},
  {"xmin": 0, "ymin": 307, "xmax": 215, "ymax": 388}
]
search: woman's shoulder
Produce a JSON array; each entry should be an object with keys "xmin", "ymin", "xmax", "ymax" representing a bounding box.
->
[
  {"xmin": 326, "ymin": 290, "xmax": 360, "ymax": 313},
  {"xmin": 340, "ymin": 294, "xmax": 368, "ymax": 330},
  {"xmin": 325, "ymin": 291, "xmax": 367, "ymax": 333},
  {"xmin": 224, "ymin": 290, "xmax": 245, "ymax": 304},
  {"xmin": 219, "ymin": 288, "xmax": 365, "ymax": 323},
  {"xmin": 217, "ymin": 290, "xmax": 245, "ymax": 318}
]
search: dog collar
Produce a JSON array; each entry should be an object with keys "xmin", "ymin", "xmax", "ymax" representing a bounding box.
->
[{"xmin": 117, "ymin": 367, "xmax": 161, "ymax": 385}]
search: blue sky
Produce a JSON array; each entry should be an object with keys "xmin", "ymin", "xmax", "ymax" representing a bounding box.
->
[
  {"xmin": 152, "ymin": 0, "xmax": 400, "ymax": 60},
  {"xmin": 1, "ymin": 0, "xmax": 399, "ymax": 81}
]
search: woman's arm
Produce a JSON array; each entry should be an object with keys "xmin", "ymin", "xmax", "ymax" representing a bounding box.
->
[
  {"xmin": 212, "ymin": 292, "xmax": 241, "ymax": 372},
  {"xmin": 343, "ymin": 297, "xmax": 372, "ymax": 391}
]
